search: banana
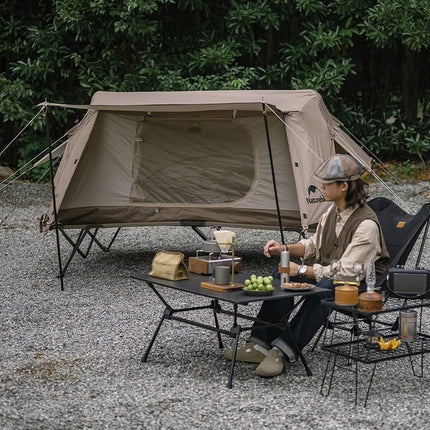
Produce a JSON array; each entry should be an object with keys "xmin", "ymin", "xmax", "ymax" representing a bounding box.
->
[{"xmin": 378, "ymin": 336, "xmax": 401, "ymax": 350}]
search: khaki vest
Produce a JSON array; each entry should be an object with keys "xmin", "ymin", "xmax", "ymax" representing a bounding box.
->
[{"xmin": 319, "ymin": 203, "xmax": 389, "ymax": 277}]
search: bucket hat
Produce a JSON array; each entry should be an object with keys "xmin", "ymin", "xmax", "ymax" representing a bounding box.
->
[{"xmin": 313, "ymin": 154, "xmax": 363, "ymax": 183}]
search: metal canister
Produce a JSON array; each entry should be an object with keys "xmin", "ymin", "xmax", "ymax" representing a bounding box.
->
[
  {"xmin": 399, "ymin": 310, "xmax": 417, "ymax": 340},
  {"xmin": 279, "ymin": 250, "xmax": 290, "ymax": 284}
]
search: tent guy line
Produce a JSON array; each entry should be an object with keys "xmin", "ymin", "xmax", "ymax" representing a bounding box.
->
[
  {"xmin": 264, "ymin": 101, "xmax": 324, "ymax": 163},
  {"xmin": 265, "ymin": 99, "xmax": 412, "ymax": 213},
  {"xmin": 337, "ymin": 123, "xmax": 413, "ymax": 212},
  {"xmin": 0, "ymin": 106, "xmax": 45, "ymax": 158},
  {"xmin": 0, "ymin": 131, "xmax": 67, "ymax": 192}
]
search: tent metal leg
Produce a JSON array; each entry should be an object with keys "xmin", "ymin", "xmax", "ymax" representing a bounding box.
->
[
  {"xmin": 191, "ymin": 226, "xmax": 208, "ymax": 240},
  {"xmin": 86, "ymin": 227, "xmax": 121, "ymax": 252},
  {"xmin": 60, "ymin": 228, "xmax": 93, "ymax": 259},
  {"xmin": 60, "ymin": 229, "xmax": 88, "ymax": 275},
  {"xmin": 57, "ymin": 227, "xmax": 121, "ymax": 276},
  {"xmin": 45, "ymin": 106, "xmax": 64, "ymax": 290}
]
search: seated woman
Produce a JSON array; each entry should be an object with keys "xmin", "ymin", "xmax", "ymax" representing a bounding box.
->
[{"xmin": 224, "ymin": 154, "xmax": 389, "ymax": 377}]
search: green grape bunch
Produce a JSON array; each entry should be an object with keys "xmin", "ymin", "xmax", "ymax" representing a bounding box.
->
[{"xmin": 243, "ymin": 274, "xmax": 274, "ymax": 291}]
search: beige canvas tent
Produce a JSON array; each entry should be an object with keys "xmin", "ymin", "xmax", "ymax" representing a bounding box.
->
[{"xmin": 41, "ymin": 89, "xmax": 371, "ymax": 236}]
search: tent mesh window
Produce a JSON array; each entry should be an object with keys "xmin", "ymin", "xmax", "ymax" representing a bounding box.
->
[{"xmin": 130, "ymin": 119, "xmax": 255, "ymax": 204}]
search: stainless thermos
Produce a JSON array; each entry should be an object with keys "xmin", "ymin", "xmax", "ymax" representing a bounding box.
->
[{"xmin": 280, "ymin": 250, "xmax": 290, "ymax": 284}]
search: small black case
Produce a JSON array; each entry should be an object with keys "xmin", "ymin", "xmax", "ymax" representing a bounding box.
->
[{"xmin": 387, "ymin": 267, "xmax": 430, "ymax": 299}]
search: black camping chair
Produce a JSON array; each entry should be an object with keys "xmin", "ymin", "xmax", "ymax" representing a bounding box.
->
[
  {"xmin": 368, "ymin": 197, "xmax": 430, "ymax": 288},
  {"xmin": 311, "ymin": 197, "xmax": 430, "ymax": 351}
]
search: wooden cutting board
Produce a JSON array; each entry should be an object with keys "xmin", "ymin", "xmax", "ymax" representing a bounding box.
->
[{"xmin": 201, "ymin": 281, "xmax": 244, "ymax": 292}]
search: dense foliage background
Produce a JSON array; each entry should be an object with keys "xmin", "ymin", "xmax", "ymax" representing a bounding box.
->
[{"xmin": 1, "ymin": 0, "xmax": 429, "ymax": 179}]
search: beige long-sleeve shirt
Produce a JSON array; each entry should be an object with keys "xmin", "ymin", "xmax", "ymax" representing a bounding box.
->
[{"xmin": 299, "ymin": 204, "xmax": 382, "ymax": 282}]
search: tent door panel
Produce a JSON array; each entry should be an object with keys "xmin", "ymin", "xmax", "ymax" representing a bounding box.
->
[{"xmin": 130, "ymin": 119, "xmax": 256, "ymax": 204}]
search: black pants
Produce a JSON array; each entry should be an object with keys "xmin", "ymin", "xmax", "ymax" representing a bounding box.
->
[{"xmin": 250, "ymin": 277, "xmax": 336, "ymax": 351}]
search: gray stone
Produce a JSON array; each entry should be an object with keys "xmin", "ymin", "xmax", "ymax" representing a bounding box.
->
[
  {"xmin": 0, "ymin": 181, "xmax": 429, "ymax": 430},
  {"xmin": 0, "ymin": 165, "xmax": 13, "ymax": 178}
]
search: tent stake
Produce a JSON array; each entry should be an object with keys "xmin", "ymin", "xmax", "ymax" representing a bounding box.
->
[
  {"xmin": 262, "ymin": 103, "xmax": 285, "ymax": 244},
  {"xmin": 45, "ymin": 105, "xmax": 64, "ymax": 290}
]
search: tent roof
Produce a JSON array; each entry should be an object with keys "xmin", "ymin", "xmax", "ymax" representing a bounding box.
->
[{"xmin": 41, "ymin": 89, "xmax": 323, "ymax": 113}]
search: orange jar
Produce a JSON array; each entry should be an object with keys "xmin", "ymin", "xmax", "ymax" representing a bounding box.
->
[{"xmin": 335, "ymin": 285, "xmax": 359, "ymax": 306}]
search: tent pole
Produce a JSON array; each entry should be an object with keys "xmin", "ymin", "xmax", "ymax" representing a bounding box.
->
[
  {"xmin": 45, "ymin": 105, "xmax": 64, "ymax": 291},
  {"xmin": 262, "ymin": 103, "xmax": 285, "ymax": 244}
]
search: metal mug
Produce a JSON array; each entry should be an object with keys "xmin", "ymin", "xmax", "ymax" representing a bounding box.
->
[
  {"xmin": 399, "ymin": 310, "xmax": 417, "ymax": 340},
  {"xmin": 214, "ymin": 266, "xmax": 230, "ymax": 285}
]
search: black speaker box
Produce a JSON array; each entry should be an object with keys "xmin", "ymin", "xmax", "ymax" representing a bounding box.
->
[{"xmin": 387, "ymin": 267, "xmax": 430, "ymax": 298}]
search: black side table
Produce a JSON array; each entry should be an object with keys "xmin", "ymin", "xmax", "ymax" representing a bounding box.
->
[{"xmin": 319, "ymin": 297, "xmax": 430, "ymax": 406}]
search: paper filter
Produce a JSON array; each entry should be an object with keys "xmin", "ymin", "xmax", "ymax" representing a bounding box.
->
[{"xmin": 213, "ymin": 230, "xmax": 236, "ymax": 253}]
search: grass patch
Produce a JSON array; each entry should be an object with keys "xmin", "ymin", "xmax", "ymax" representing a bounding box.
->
[
  {"xmin": 16, "ymin": 356, "xmax": 83, "ymax": 381},
  {"xmin": 365, "ymin": 161, "xmax": 430, "ymax": 183}
]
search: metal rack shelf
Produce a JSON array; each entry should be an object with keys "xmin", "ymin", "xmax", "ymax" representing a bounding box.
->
[
  {"xmin": 320, "ymin": 297, "xmax": 430, "ymax": 406},
  {"xmin": 323, "ymin": 333, "xmax": 430, "ymax": 364}
]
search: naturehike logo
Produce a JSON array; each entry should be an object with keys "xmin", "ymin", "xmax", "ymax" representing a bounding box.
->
[{"xmin": 306, "ymin": 185, "xmax": 325, "ymax": 204}]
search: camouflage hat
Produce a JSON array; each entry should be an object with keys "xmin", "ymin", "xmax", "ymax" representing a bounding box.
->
[{"xmin": 313, "ymin": 154, "xmax": 363, "ymax": 183}]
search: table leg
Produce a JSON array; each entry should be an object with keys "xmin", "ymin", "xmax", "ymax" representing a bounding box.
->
[
  {"xmin": 227, "ymin": 327, "xmax": 241, "ymax": 389},
  {"xmin": 407, "ymin": 339, "xmax": 425, "ymax": 378},
  {"xmin": 363, "ymin": 362, "xmax": 377, "ymax": 407},
  {"xmin": 212, "ymin": 299, "xmax": 224, "ymax": 349},
  {"xmin": 320, "ymin": 352, "xmax": 337, "ymax": 397},
  {"xmin": 287, "ymin": 325, "xmax": 313, "ymax": 376},
  {"xmin": 142, "ymin": 310, "xmax": 167, "ymax": 362}
]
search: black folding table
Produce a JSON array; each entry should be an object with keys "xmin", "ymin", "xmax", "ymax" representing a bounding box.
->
[{"xmin": 132, "ymin": 271, "xmax": 326, "ymax": 388}]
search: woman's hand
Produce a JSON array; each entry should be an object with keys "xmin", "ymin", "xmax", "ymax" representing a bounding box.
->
[{"xmin": 263, "ymin": 240, "xmax": 284, "ymax": 258}]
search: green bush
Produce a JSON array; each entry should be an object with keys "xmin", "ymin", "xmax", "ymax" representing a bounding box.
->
[{"xmin": 1, "ymin": 0, "xmax": 429, "ymax": 182}]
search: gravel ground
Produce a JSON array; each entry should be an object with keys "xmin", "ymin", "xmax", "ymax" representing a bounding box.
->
[{"xmin": 0, "ymin": 181, "xmax": 429, "ymax": 430}]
